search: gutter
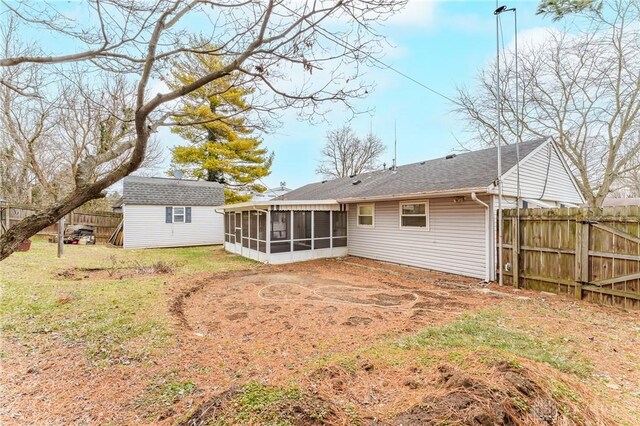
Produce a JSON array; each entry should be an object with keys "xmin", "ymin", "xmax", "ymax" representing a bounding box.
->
[
  {"xmin": 471, "ymin": 192, "xmax": 491, "ymax": 283},
  {"xmin": 337, "ymin": 187, "xmax": 488, "ymax": 203}
]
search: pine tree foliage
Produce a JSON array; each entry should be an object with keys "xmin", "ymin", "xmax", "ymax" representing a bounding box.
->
[{"xmin": 168, "ymin": 50, "xmax": 273, "ymax": 203}]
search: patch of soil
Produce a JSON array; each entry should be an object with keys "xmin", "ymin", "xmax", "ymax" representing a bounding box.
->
[
  {"xmin": 392, "ymin": 361, "xmax": 609, "ymax": 426},
  {"xmin": 176, "ymin": 386, "xmax": 338, "ymax": 426},
  {"xmin": 343, "ymin": 316, "xmax": 373, "ymax": 326},
  {"xmin": 55, "ymin": 264, "xmax": 173, "ymax": 281}
]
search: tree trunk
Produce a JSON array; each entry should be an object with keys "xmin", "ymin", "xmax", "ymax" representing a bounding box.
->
[{"xmin": 0, "ymin": 187, "xmax": 104, "ymax": 260}]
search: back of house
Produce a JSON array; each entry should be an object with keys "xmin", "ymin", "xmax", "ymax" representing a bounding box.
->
[{"xmin": 221, "ymin": 138, "xmax": 584, "ymax": 281}]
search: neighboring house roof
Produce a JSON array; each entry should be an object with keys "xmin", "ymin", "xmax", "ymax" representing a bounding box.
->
[
  {"xmin": 279, "ymin": 138, "xmax": 547, "ymax": 201},
  {"xmin": 122, "ymin": 176, "xmax": 225, "ymax": 206},
  {"xmin": 603, "ymin": 197, "xmax": 640, "ymax": 207}
]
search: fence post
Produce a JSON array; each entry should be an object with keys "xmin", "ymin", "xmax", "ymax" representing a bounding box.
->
[
  {"xmin": 574, "ymin": 221, "xmax": 590, "ymax": 300},
  {"xmin": 511, "ymin": 216, "xmax": 519, "ymax": 289}
]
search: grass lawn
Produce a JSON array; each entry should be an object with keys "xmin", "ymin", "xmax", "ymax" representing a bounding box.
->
[
  {"xmin": 0, "ymin": 239, "xmax": 254, "ymax": 365},
  {"xmin": 1, "ymin": 240, "xmax": 639, "ymax": 425}
]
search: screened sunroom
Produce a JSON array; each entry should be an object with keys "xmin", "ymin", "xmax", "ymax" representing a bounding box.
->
[{"xmin": 221, "ymin": 200, "xmax": 348, "ymax": 264}]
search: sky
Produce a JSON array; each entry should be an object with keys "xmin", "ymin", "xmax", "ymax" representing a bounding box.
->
[
  {"xmin": 6, "ymin": 0, "xmax": 560, "ymax": 193},
  {"xmin": 235, "ymin": 0, "xmax": 557, "ymax": 191}
]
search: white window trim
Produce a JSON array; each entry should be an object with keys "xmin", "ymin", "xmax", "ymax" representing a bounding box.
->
[
  {"xmin": 399, "ymin": 200, "xmax": 429, "ymax": 231},
  {"xmin": 173, "ymin": 206, "xmax": 186, "ymax": 223},
  {"xmin": 357, "ymin": 203, "xmax": 375, "ymax": 228}
]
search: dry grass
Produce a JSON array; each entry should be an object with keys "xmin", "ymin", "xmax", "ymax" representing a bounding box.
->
[{"xmin": 1, "ymin": 242, "xmax": 639, "ymax": 425}]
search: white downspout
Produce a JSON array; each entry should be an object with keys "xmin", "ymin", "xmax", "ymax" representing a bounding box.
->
[{"xmin": 471, "ymin": 192, "xmax": 491, "ymax": 283}]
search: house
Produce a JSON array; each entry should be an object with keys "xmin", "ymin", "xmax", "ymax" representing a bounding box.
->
[
  {"xmin": 220, "ymin": 138, "xmax": 584, "ymax": 281},
  {"xmin": 121, "ymin": 176, "xmax": 225, "ymax": 249},
  {"xmin": 251, "ymin": 182, "xmax": 292, "ymax": 201}
]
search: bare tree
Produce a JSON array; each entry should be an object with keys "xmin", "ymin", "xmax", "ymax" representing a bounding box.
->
[
  {"xmin": 0, "ymin": 0, "xmax": 405, "ymax": 260},
  {"xmin": 454, "ymin": 0, "xmax": 640, "ymax": 207},
  {"xmin": 316, "ymin": 125, "xmax": 385, "ymax": 178}
]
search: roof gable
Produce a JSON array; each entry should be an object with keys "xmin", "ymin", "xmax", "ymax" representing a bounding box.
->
[
  {"xmin": 122, "ymin": 176, "xmax": 225, "ymax": 206},
  {"xmin": 280, "ymin": 138, "xmax": 547, "ymax": 201}
]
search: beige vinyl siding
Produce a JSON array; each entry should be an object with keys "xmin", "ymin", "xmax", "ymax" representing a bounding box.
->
[
  {"xmin": 501, "ymin": 143, "xmax": 583, "ymax": 204},
  {"xmin": 347, "ymin": 197, "xmax": 487, "ymax": 279},
  {"xmin": 123, "ymin": 205, "xmax": 224, "ymax": 249}
]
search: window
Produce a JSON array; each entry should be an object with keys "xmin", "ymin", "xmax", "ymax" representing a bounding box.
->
[
  {"xmin": 173, "ymin": 207, "xmax": 185, "ymax": 222},
  {"xmin": 357, "ymin": 204, "xmax": 374, "ymax": 227},
  {"xmin": 400, "ymin": 201, "xmax": 428, "ymax": 229}
]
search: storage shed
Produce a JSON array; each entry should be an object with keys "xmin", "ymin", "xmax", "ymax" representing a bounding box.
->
[
  {"xmin": 222, "ymin": 138, "xmax": 585, "ymax": 281},
  {"xmin": 121, "ymin": 176, "xmax": 225, "ymax": 249}
]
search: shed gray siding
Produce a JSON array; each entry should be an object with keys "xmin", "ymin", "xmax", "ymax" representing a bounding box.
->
[
  {"xmin": 500, "ymin": 142, "xmax": 583, "ymax": 205},
  {"xmin": 347, "ymin": 197, "xmax": 488, "ymax": 279}
]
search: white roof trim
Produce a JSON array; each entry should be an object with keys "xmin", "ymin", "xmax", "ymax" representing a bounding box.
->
[
  {"xmin": 336, "ymin": 187, "xmax": 489, "ymax": 203},
  {"xmin": 222, "ymin": 199, "xmax": 339, "ymax": 210}
]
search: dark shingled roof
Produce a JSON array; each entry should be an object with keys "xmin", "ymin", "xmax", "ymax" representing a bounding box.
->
[
  {"xmin": 280, "ymin": 138, "xmax": 547, "ymax": 201},
  {"xmin": 122, "ymin": 176, "xmax": 224, "ymax": 206}
]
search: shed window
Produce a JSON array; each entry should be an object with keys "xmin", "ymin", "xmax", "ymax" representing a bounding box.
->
[
  {"xmin": 357, "ymin": 204, "xmax": 374, "ymax": 227},
  {"xmin": 400, "ymin": 201, "xmax": 428, "ymax": 229},
  {"xmin": 173, "ymin": 207, "xmax": 185, "ymax": 223}
]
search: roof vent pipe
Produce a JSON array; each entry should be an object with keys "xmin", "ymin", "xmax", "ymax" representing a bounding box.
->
[{"xmin": 445, "ymin": 154, "xmax": 456, "ymax": 160}]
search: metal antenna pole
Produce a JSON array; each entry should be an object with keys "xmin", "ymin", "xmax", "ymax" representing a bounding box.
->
[
  {"xmin": 496, "ymin": 7, "xmax": 504, "ymax": 286},
  {"xmin": 513, "ymin": 8, "xmax": 521, "ymax": 258}
]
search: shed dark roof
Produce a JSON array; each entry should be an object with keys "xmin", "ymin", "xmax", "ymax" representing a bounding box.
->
[
  {"xmin": 122, "ymin": 176, "xmax": 224, "ymax": 206},
  {"xmin": 279, "ymin": 138, "xmax": 547, "ymax": 201}
]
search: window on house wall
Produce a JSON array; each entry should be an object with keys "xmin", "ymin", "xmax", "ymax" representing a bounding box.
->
[
  {"xmin": 313, "ymin": 211, "xmax": 331, "ymax": 249},
  {"xmin": 270, "ymin": 211, "xmax": 291, "ymax": 253},
  {"xmin": 173, "ymin": 207, "xmax": 185, "ymax": 223},
  {"xmin": 357, "ymin": 204, "xmax": 374, "ymax": 227},
  {"xmin": 332, "ymin": 210, "xmax": 347, "ymax": 247},
  {"xmin": 400, "ymin": 201, "xmax": 428, "ymax": 229},
  {"xmin": 166, "ymin": 206, "xmax": 191, "ymax": 223}
]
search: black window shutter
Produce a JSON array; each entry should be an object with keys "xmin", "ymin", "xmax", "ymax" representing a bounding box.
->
[
  {"xmin": 186, "ymin": 207, "xmax": 192, "ymax": 223},
  {"xmin": 166, "ymin": 207, "xmax": 173, "ymax": 223}
]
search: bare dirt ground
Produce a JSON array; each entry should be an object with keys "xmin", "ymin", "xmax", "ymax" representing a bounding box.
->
[{"xmin": 2, "ymin": 251, "xmax": 640, "ymax": 425}]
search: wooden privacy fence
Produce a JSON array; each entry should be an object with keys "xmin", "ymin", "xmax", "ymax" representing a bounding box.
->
[
  {"xmin": 500, "ymin": 206, "xmax": 640, "ymax": 310},
  {"xmin": 0, "ymin": 204, "xmax": 122, "ymax": 244}
]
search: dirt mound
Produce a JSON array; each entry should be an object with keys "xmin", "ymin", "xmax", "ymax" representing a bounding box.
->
[
  {"xmin": 393, "ymin": 361, "xmax": 612, "ymax": 426},
  {"xmin": 55, "ymin": 261, "xmax": 174, "ymax": 281},
  {"xmin": 176, "ymin": 383, "xmax": 338, "ymax": 426}
]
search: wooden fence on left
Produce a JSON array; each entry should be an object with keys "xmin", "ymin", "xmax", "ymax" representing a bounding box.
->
[{"xmin": 0, "ymin": 204, "xmax": 122, "ymax": 244}]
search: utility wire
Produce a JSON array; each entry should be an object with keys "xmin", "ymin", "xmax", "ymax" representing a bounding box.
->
[{"xmin": 280, "ymin": 3, "xmax": 458, "ymax": 105}]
